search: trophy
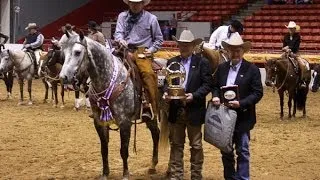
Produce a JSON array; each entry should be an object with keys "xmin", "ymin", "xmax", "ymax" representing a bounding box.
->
[
  {"xmin": 165, "ymin": 61, "xmax": 186, "ymax": 99},
  {"xmin": 220, "ymin": 85, "xmax": 239, "ymax": 105}
]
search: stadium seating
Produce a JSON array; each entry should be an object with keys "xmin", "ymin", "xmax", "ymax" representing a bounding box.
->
[{"xmin": 243, "ymin": 3, "xmax": 320, "ymax": 53}]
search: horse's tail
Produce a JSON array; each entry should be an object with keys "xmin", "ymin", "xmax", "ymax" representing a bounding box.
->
[
  {"xmin": 296, "ymin": 87, "xmax": 309, "ymax": 111},
  {"xmin": 159, "ymin": 109, "xmax": 170, "ymax": 152}
]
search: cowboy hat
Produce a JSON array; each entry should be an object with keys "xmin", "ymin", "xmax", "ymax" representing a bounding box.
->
[
  {"xmin": 25, "ymin": 23, "xmax": 38, "ymax": 30},
  {"xmin": 172, "ymin": 30, "xmax": 203, "ymax": 45},
  {"xmin": 123, "ymin": 0, "xmax": 150, "ymax": 6},
  {"xmin": 88, "ymin": 21, "xmax": 100, "ymax": 30},
  {"xmin": 285, "ymin": 21, "xmax": 297, "ymax": 28},
  {"xmin": 221, "ymin": 32, "xmax": 251, "ymax": 53}
]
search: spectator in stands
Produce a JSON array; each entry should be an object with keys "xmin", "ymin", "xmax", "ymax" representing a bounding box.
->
[
  {"xmin": 206, "ymin": 20, "xmax": 244, "ymax": 50},
  {"xmin": 273, "ymin": 0, "xmax": 287, "ymax": 4},
  {"xmin": 88, "ymin": 21, "xmax": 106, "ymax": 46},
  {"xmin": 52, "ymin": 23, "xmax": 78, "ymax": 49},
  {"xmin": 162, "ymin": 22, "xmax": 171, "ymax": 40},
  {"xmin": 0, "ymin": 32, "xmax": 9, "ymax": 45},
  {"xmin": 23, "ymin": 23, "xmax": 44, "ymax": 78},
  {"xmin": 114, "ymin": 0, "xmax": 163, "ymax": 121},
  {"xmin": 283, "ymin": 21, "xmax": 310, "ymax": 88},
  {"xmin": 169, "ymin": 13, "xmax": 178, "ymax": 40},
  {"xmin": 296, "ymin": 0, "xmax": 313, "ymax": 4}
]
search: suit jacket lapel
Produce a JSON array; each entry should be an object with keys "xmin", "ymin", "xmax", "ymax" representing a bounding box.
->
[
  {"xmin": 234, "ymin": 60, "xmax": 249, "ymax": 85},
  {"xmin": 186, "ymin": 55, "xmax": 197, "ymax": 90}
]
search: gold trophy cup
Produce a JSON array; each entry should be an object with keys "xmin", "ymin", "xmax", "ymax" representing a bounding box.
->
[{"xmin": 165, "ymin": 61, "xmax": 186, "ymax": 99}]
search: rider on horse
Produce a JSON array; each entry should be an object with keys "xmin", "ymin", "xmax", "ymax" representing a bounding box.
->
[
  {"xmin": 114, "ymin": 0, "xmax": 163, "ymax": 121},
  {"xmin": 282, "ymin": 21, "xmax": 310, "ymax": 88},
  {"xmin": 23, "ymin": 23, "xmax": 44, "ymax": 79},
  {"xmin": 87, "ymin": 21, "xmax": 106, "ymax": 46},
  {"xmin": 52, "ymin": 23, "xmax": 78, "ymax": 49}
]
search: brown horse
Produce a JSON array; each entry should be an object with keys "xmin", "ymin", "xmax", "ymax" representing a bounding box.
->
[
  {"xmin": 311, "ymin": 64, "xmax": 320, "ymax": 92},
  {"xmin": 265, "ymin": 57, "xmax": 310, "ymax": 118},
  {"xmin": 39, "ymin": 46, "xmax": 65, "ymax": 108},
  {"xmin": 194, "ymin": 43, "xmax": 228, "ymax": 74}
]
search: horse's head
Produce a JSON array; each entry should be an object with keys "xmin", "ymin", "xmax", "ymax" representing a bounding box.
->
[
  {"xmin": 311, "ymin": 64, "xmax": 320, "ymax": 92},
  {"xmin": 264, "ymin": 58, "xmax": 278, "ymax": 87},
  {"xmin": 59, "ymin": 32, "xmax": 89, "ymax": 84},
  {"xmin": 0, "ymin": 49, "xmax": 13, "ymax": 73}
]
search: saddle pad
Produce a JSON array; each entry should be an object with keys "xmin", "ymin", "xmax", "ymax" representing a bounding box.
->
[{"xmin": 204, "ymin": 102, "xmax": 237, "ymax": 153}]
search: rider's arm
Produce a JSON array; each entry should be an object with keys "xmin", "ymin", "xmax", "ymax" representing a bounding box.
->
[
  {"xmin": 30, "ymin": 34, "xmax": 44, "ymax": 48},
  {"xmin": 148, "ymin": 17, "xmax": 163, "ymax": 53},
  {"xmin": 291, "ymin": 34, "xmax": 301, "ymax": 53},
  {"xmin": 114, "ymin": 12, "xmax": 126, "ymax": 41},
  {"xmin": 208, "ymin": 27, "xmax": 221, "ymax": 50}
]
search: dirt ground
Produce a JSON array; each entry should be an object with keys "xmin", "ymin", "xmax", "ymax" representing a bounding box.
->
[{"xmin": 0, "ymin": 79, "xmax": 319, "ymax": 180}]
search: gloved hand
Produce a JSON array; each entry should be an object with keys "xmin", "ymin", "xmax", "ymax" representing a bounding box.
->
[
  {"xmin": 51, "ymin": 37, "xmax": 58, "ymax": 45},
  {"xmin": 119, "ymin": 39, "xmax": 128, "ymax": 48},
  {"xmin": 24, "ymin": 44, "xmax": 31, "ymax": 48}
]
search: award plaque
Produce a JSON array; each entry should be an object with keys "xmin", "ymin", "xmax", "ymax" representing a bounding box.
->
[
  {"xmin": 165, "ymin": 61, "xmax": 186, "ymax": 99},
  {"xmin": 220, "ymin": 85, "xmax": 239, "ymax": 104}
]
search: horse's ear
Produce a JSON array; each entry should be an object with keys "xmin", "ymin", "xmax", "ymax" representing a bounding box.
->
[
  {"xmin": 65, "ymin": 31, "xmax": 70, "ymax": 38},
  {"xmin": 79, "ymin": 31, "xmax": 85, "ymax": 41},
  {"xmin": 0, "ymin": 44, "xmax": 4, "ymax": 52}
]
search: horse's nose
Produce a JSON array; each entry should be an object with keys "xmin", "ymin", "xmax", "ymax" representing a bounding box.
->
[{"xmin": 265, "ymin": 80, "xmax": 272, "ymax": 87}]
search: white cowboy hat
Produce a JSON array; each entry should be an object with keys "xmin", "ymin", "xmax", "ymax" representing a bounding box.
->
[
  {"xmin": 285, "ymin": 21, "xmax": 297, "ymax": 28},
  {"xmin": 123, "ymin": 0, "xmax": 150, "ymax": 6},
  {"xmin": 221, "ymin": 32, "xmax": 251, "ymax": 53},
  {"xmin": 172, "ymin": 30, "xmax": 203, "ymax": 45},
  {"xmin": 25, "ymin": 23, "xmax": 38, "ymax": 30}
]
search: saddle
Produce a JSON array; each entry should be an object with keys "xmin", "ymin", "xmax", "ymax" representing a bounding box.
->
[{"xmin": 25, "ymin": 49, "xmax": 38, "ymax": 73}]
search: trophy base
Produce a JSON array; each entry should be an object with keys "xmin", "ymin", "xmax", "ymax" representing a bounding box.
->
[{"xmin": 167, "ymin": 88, "xmax": 186, "ymax": 99}]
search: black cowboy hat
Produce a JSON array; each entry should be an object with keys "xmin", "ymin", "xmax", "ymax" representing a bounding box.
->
[
  {"xmin": 59, "ymin": 23, "xmax": 75, "ymax": 31},
  {"xmin": 88, "ymin": 21, "xmax": 99, "ymax": 30},
  {"xmin": 230, "ymin": 20, "xmax": 244, "ymax": 34}
]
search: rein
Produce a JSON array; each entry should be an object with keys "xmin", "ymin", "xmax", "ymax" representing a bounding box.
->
[{"xmin": 273, "ymin": 59, "xmax": 290, "ymax": 92}]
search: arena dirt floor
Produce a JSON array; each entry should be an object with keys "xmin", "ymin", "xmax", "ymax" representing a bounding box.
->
[{"xmin": 0, "ymin": 79, "xmax": 319, "ymax": 180}]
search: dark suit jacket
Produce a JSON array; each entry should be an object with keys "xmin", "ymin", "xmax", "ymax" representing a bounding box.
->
[
  {"xmin": 164, "ymin": 54, "xmax": 213, "ymax": 126},
  {"xmin": 283, "ymin": 33, "xmax": 300, "ymax": 53},
  {"xmin": 212, "ymin": 59, "xmax": 263, "ymax": 132}
]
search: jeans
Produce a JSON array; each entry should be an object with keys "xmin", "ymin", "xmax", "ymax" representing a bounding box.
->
[{"xmin": 221, "ymin": 131, "xmax": 250, "ymax": 180}]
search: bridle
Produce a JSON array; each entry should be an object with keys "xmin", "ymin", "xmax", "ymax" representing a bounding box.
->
[{"xmin": 269, "ymin": 59, "xmax": 290, "ymax": 92}]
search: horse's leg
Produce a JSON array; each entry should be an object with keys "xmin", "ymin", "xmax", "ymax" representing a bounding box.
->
[
  {"xmin": 279, "ymin": 90, "xmax": 284, "ymax": 119},
  {"xmin": 74, "ymin": 89, "xmax": 80, "ymax": 110},
  {"xmin": 18, "ymin": 79, "xmax": 24, "ymax": 105},
  {"xmin": 27, "ymin": 80, "xmax": 33, "ymax": 105},
  {"xmin": 8, "ymin": 72, "xmax": 13, "ymax": 95},
  {"xmin": 60, "ymin": 80, "xmax": 65, "ymax": 108},
  {"xmin": 293, "ymin": 90, "xmax": 297, "ymax": 118},
  {"xmin": 43, "ymin": 79, "xmax": 49, "ymax": 103},
  {"xmin": 288, "ymin": 91, "xmax": 293, "ymax": 119},
  {"xmin": 93, "ymin": 109, "xmax": 110, "ymax": 178},
  {"xmin": 120, "ymin": 122, "xmax": 131, "ymax": 179},
  {"xmin": 52, "ymin": 82, "xmax": 58, "ymax": 108},
  {"xmin": 145, "ymin": 119, "xmax": 160, "ymax": 174}
]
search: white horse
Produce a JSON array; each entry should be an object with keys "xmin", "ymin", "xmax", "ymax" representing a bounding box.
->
[{"xmin": 0, "ymin": 49, "xmax": 37, "ymax": 105}]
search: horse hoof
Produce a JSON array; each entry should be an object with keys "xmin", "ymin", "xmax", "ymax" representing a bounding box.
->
[
  {"xmin": 99, "ymin": 175, "xmax": 108, "ymax": 180},
  {"xmin": 17, "ymin": 101, "xmax": 23, "ymax": 106},
  {"xmin": 60, "ymin": 105, "xmax": 65, "ymax": 109},
  {"xmin": 6, "ymin": 95, "xmax": 13, "ymax": 100},
  {"xmin": 28, "ymin": 101, "xmax": 33, "ymax": 105},
  {"xmin": 43, "ymin": 99, "xmax": 48, "ymax": 104},
  {"xmin": 53, "ymin": 104, "xmax": 57, "ymax": 108},
  {"xmin": 148, "ymin": 168, "xmax": 157, "ymax": 174}
]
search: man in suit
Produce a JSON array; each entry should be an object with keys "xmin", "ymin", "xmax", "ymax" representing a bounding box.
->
[
  {"xmin": 212, "ymin": 33, "xmax": 263, "ymax": 180},
  {"xmin": 163, "ymin": 30, "xmax": 212, "ymax": 180}
]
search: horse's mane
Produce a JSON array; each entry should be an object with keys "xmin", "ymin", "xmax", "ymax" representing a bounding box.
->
[{"xmin": 64, "ymin": 35, "xmax": 113, "ymax": 62}]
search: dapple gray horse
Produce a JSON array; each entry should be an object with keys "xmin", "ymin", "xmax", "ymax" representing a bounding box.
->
[
  {"xmin": 0, "ymin": 49, "xmax": 36, "ymax": 105},
  {"xmin": 59, "ymin": 33, "xmax": 160, "ymax": 179}
]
